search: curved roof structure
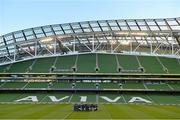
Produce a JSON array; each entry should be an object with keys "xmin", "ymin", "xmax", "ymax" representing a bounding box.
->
[{"xmin": 0, "ymin": 17, "xmax": 180, "ymax": 65}]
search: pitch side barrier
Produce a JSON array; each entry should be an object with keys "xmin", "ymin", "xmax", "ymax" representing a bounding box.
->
[
  {"xmin": 0, "ymin": 73, "xmax": 180, "ymax": 81},
  {"xmin": 0, "ymin": 88, "xmax": 180, "ymax": 93}
]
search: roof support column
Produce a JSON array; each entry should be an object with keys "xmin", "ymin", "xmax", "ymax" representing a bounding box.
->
[
  {"xmin": 150, "ymin": 41, "xmax": 153, "ymax": 55},
  {"xmin": 171, "ymin": 43, "xmax": 174, "ymax": 55},
  {"xmin": 92, "ymin": 34, "xmax": 95, "ymax": 52},
  {"xmin": 73, "ymin": 36, "xmax": 76, "ymax": 53},
  {"xmin": 12, "ymin": 33, "xmax": 16, "ymax": 61},
  {"xmin": 110, "ymin": 35, "xmax": 113, "ymax": 53},
  {"xmin": 35, "ymin": 41, "xmax": 37, "ymax": 57},
  {"xmin": 13, "ymin": 48, "xmax": 16, "ymax": 62},
  {"xmin": 130, "ymin": 40, "xmax": 132, "ymax": 54},
  {"xmin": 54, "ymin": 38, "xmax": 57, "ymax": 55}
]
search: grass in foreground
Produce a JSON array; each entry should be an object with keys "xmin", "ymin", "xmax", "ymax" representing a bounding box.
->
[{"xmin": 0, "ymin": 104, "xmax": 179, "ymax": 119}]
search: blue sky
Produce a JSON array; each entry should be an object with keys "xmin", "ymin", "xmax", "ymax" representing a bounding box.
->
[{"xmin": 0, "ymin": 0, "xmax": 180, "ymax": 35}]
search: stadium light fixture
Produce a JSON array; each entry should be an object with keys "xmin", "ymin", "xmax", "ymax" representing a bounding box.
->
[
  {"xmin": 48, "ymin": 45, "xmax": 53, "ymax": 49},
  {"xmin": 131, "ymin": 32, "xmax": 148, "ymax": 36},
  {"xmin": 110, "ymin": 40, "xmax": 116, "ymax": 45},
  {"xmin": 116, "ymin": 32, "xmax": 148, "ymax": 36},
  {"xmin": 41, "ymin": 37, "xmax": 53, "ymax": 43},
  {"xmin": 121, "ymin": 40, "xmax": 130, "ymax": 45},
  {"xmin": 58, "ymin": 35, "xmax": 71, "ymax": 40},
  {"xmin": 116, "ymin": 32, "xmax": 129, "ymax": 35}
]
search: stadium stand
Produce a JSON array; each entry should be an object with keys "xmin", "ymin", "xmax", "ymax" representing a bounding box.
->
[
  {"xmin": 158, "ymin": 57, "xmax": 180, "ymax": 73},
  {"xmin": 0, "ymin": 53, "xmax": 179, "ymax": 73},
  {"xmin": 0, "ymin": 81, "xmax": 179, "ymax": 91},
  {"xmin": 54, "ymin": 55, "xmax": 77, "ymax": 73},
  {"xmin": 30, "ymin": 57, "xmax": 55, "ymax": 73},
  {"xmin": 117, "ymin": 54, "xmax": 140, "ymax": 72},
  {"xmin": 7, "ymin": 60, "xmax": 34, "ymax": 73},
  {"xmin": 0, "ymin": 18, "xmax": 179, "ymax": 109},
  {"xmin": 138, "ymin": 56, "xmax": 165, "ymax": 73},
  {"xmin": 98, "ymin": 54, "xmax": 118, "ymax": 73},
  {"xmin": 77, "ymin": 53, "xmax": 96, "ymax": 73}
]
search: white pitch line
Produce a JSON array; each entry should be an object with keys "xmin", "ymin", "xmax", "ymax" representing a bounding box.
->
[
  {"xmin": 68, "ymin": 94, "xmax": 73, "ymax": 103},
  {"xmin": 62, "ymin": 110, "xmax": 74, "ymax": 120},
  {"xmin": 121, "ymin": 95, "xmax": 127, "ymax": 103}
]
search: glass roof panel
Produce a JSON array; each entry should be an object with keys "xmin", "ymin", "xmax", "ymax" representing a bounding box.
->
[
  {"xmin": 45, "ymin": 32, "xmax": 54, "ymax": 36},
  {"xmin": 156, "ymin": 20, "xmax": 166, "ymax": 26},
  {"xmin": 170, "ymin": 26, "xmax": 180, "ymax": 30},
  {"xmin": 15, "ymin": 37, "xmax": 25, "ymax": 42},
  {"xmin": 55, "ymin": 31, "xmax": 64, "ymax": 35},
  {"xmin": 159, "ymin": 26, "xmax": 169, "ymax": 30},
  {"xmin": 146, "ymin": 21, "xmax": 156, "ymax": 26},
  {"xmin": 149, "ymin": 26, "xmax": 160, "ymax": 31},
  {"xmin": 64, "ymin": 29, "xmax": 73, "ymax": 34},
  {"xmin": 34, "ymin": 28, "xmax": 43, "ymax": 34},
  {"xmin": 61, "ymin": 24, "xmax": 71, "ymax": 30},
  {"xmin": 139, "ymin": 26, "xmax": 148, "ymax": 31},
  {"xmin": 52, "ymin": 25, "xmax": 62, "ymax": 31},
  {"xmin": 167, "ymin": 20, "xmax": 178, "ymax": 25},
  {"xmin": 36, "ymin": 33, "xmax": 45, "ymax": 38},
  {"xmin": 136, "ymin": 21, "xmax": 146, "ymax": 25},
  {"xmin": 83, "ymin": 28, "xmax": 91, "ymax": 32},
  {"xmin": 99, "ymin": 21, "xmax": 108, "ymax": 27},
  {"xmin": 127, "ymin": 21, "xmax": 136, "ymax": 26},
  {"xmin": 101, "ymin": 26, "xmax": 109, "ymax": 31},
  {"xmin": 14, "ymin": 31, "xmax": 24, "ymax": 38},
  {"xmin": 130, "ymin": 26, "xmax": 139, "ymax": 30},
  {"xmin": 74, "ymin": 28, "xmax": 83, "ymax": 33},
  {"xmin": 80, "ymin": 22, "xmax": 89, "ymax": 28},
  {"xmin": 4, "ymin": 34, "xmax": 13, "ymax": 41},
  {"xmin": 121, "ymin": 26, "xmax": 128, "ymax": 30},
  {"xmin": 71, "ymin": 23, "xmax": 81, "ymax": 29},
  {"xmin": 89, "ymin": 21, "xmax": 99, "ymax": 27},
  {"xmin": 43, "ymin": 26, "xmax": 52, "ymax": 32},
  {"xmin": 92, "ymin": 27, "xmax": 101, "ymax": 32},
  {"xmin": 108, "ymin": 20, "xmax": 118, "ymax": 26},
  {"xmin": 26, "ymin": 35, "xmax": 35, "ymax": 40},
  {"xmin": 24, "ymin": 30, "xmax": 33, "ymax": 36},
  {"xmin": 0, "ymin": 37, "xmax": 4, "ymax": 45},
  {"xmin": 6, "ymin": 39, "xmax": 14, "ymax": 45},
  {"xmin": 111, "ymin": 26, "xmax": 120, "ymax": 31},
  {"xmin": 117, "ymin": 20, "xmax": 126, "ymax": 26}
]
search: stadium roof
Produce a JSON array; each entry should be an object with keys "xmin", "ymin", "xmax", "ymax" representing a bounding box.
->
[{"xmin": 0, "ymin": 17, "xmax": 180, "ymax": 64}]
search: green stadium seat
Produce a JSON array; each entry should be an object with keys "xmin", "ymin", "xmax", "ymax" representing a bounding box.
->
[
  {"xmin": 77, "ymin": 53, "xmax": 96, "ymax": 73},
  {"xmin": 117, "ymin": 54, "xmax": 140, "ymax": 71},
  {"xmin": 51, "ymin": 82, "xmax": 72, "ymax": 89},
  {"xmin": 138, "ymin": 56, "xmax": 165, "ymax": 73},
  {"xmin": 0, "ymin": 82, "xmax": 27, "ymax": 88},
  {"xmin": 0, "ymin": 64, "xmax": 10, "ymax": 73},
  {"xmin": 168, "ymin": 83, "xmax": 180, "ymax": 90},
  {"xmin": 98, "ymin": 54, "xmax": 118, "ymax": 73},
  {"xmin": 99, "ymin": 83, "xmax": 119, "ymax": 89},
  {"xmin": 145, "ymin": 83, "xmax": 171, "ymax": 90},
  {"xmin": 7, "ymin": 60, "xmax": 34, "ymax": 73},
  {"xmin": 122, "ymin": 82, "xmax": 145, "ymax": 89},
  {"xmin": 55, "ymin": 55, "xmax": 77, "ymax": 73},
  {"xmin": 158, "ymin": 57, "xmax": 180, "ymax": 73},
  {"xmin": 30, "ymin": 57, "xmax": 55, "ymax": 73},
  {"xmin": 25, "ymin": 82, "xmax": 48, "ymax": 88},
  {"xmin": 75, "ymin": 82, "xmax": 97, "ymax": 89}
]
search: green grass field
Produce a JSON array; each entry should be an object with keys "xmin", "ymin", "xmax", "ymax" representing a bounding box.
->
[{"xmin": 0, "ymin": 104, "xmax": 179, "ymax": 119}]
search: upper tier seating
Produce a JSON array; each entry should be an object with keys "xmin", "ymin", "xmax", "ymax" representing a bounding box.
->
[{"xmin": 0, "ymin": 53, "xmax": 179, "ymax": 74}]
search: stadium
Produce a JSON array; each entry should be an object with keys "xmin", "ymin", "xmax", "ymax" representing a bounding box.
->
[{"xmin": 0, "ymin": 17, "xmax": 180, "ymax": 119}]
